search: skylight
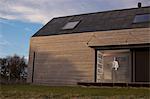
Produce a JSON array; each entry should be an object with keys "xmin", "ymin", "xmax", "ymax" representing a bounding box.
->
[
  {"xmin": 62, "ymin": 21, "xmax": 80, "ymax": 30},
  {"xmin": 133, "ymin": 14, "xmax": 150, "ymax": 23}
]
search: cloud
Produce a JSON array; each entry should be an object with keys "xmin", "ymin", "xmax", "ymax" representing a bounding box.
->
[
  {"xmin": 0, "ymin": 17, "xmax": 16, "ymax": 27},
  {"xmin": 118, "ymin": 0, "xmax": 150, "ymax": 7},
  {"xmin": 0, "ymin": 0, "xmax": 149, "ymax": 24},
  {"xmin": 24, "ymin": 56, "xmax": 29, "ymax": 63}
]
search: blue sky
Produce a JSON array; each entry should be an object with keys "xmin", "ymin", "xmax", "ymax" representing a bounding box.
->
[{"xmin": 0, "ymin": 0, "xmax": 149, "ymax": 60}]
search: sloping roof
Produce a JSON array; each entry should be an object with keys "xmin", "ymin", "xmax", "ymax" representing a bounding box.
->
[{"xmin": 33, "ymin": 6, "xmax": 150, "ymax": 37}]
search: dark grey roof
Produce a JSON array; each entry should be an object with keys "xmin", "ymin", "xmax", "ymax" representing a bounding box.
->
[{"xmin": 33, "ymin": 6, "xmax": 150, "ymax": 37}]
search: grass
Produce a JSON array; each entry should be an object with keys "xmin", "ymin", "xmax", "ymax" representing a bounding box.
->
[{"xmin": 0, "ymin": 84, "xmax": 150, "ymax": 99}]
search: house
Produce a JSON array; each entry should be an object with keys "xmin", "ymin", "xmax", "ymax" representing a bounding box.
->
[{"xmin": 27, "ymin": 5, "xmax": 150, "ymax": 86}]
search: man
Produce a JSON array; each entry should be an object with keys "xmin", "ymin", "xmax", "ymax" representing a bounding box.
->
[{"xmin": 112, "ymin": 57, "xmax": 119, "ymax": 83}]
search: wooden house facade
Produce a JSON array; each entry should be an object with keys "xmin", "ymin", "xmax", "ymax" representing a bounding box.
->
[{"xmin": 27, "ymin": 6, "xmax": 150, "ymax": 86}]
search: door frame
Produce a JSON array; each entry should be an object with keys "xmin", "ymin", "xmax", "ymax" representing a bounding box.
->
[{"xmin": 90, "ymin": 43, "xmax": 150, "ymax": 83}]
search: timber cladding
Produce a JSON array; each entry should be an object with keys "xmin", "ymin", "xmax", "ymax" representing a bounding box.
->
[{"xmin": 27, "ymin": 28, "xmax": 150, "ymax": 85}]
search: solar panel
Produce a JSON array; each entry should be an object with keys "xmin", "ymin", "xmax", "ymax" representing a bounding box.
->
[
  {"xmin": 62, "ymin": 21, "xmax": 80, "ymax": 30},
  {"xmin": 133, "ymin": 14, "xmax": 150, "ymax": 23}
]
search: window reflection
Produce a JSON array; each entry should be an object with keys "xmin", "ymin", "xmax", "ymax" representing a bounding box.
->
[
  {"xmin": 133, "ymin": 14, "xmax": 150, "ymax": 23},
  {"xmin": 97, "ymin": 50, "xmax": 130, "ymax": 83}
]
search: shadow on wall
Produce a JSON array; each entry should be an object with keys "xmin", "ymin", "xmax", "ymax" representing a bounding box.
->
[{"xmin": 32, "ymin": 51, "xmax": 85, "ymax": 86}]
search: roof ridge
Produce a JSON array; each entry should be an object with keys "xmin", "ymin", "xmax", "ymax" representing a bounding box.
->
[{"xmin": 53, "ymin": 6, "xmax": 150, "ymax": 19}]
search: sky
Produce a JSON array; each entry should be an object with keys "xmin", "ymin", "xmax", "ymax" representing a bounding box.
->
[{"xmin": 0, "ymin": 0, "xmax": 150, "ymax": 60}]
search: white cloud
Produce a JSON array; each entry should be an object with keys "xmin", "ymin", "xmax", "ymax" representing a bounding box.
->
[
  {"xmin": 24, "ymin": 56, "xmax": 29, "ymax": 63},
  {"xmin": 0, "ymin": 18, "xmax": 16, "ymax": 27},
  {"xmin": 118, "ymin": 0, "xmax": 150, "ymax": 7},
  {"xmin": 0, "ymin": 0, "xmax": 149, "ymax": 24}
]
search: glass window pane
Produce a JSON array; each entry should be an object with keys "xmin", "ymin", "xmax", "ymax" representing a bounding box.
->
[
  {"xmin": 62, "ymin": 21, "xmax": 80, "ymax": 29},
  {"xmin": 133, "ymin": 14, "xmax": 150, "ymax": 23},
  {"xmin": 96, "ymin": 50, "xmax": 131, "ymax": 83}
]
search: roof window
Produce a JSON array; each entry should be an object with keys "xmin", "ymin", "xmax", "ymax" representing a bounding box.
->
[
  {"xmin": 62, "ymin": 21, "xmax": 80, "ymax": 30},
  {"xmin": 133, "ymin": 14, "xmax": 150, "ymax": 23}
]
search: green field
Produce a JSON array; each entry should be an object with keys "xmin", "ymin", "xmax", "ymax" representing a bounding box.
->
[{"xmin": 0, "ymin": 84, "xmax": 149, "ymax": 99}]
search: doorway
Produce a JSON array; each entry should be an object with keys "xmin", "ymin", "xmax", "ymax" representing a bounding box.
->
[
  {"xmin": 96, "ymin": 49, "xmax": 131, "ymax": 83},
  {"xmin": 132, "ymin": 48, "xmax": 150, "ymax": 82}
]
